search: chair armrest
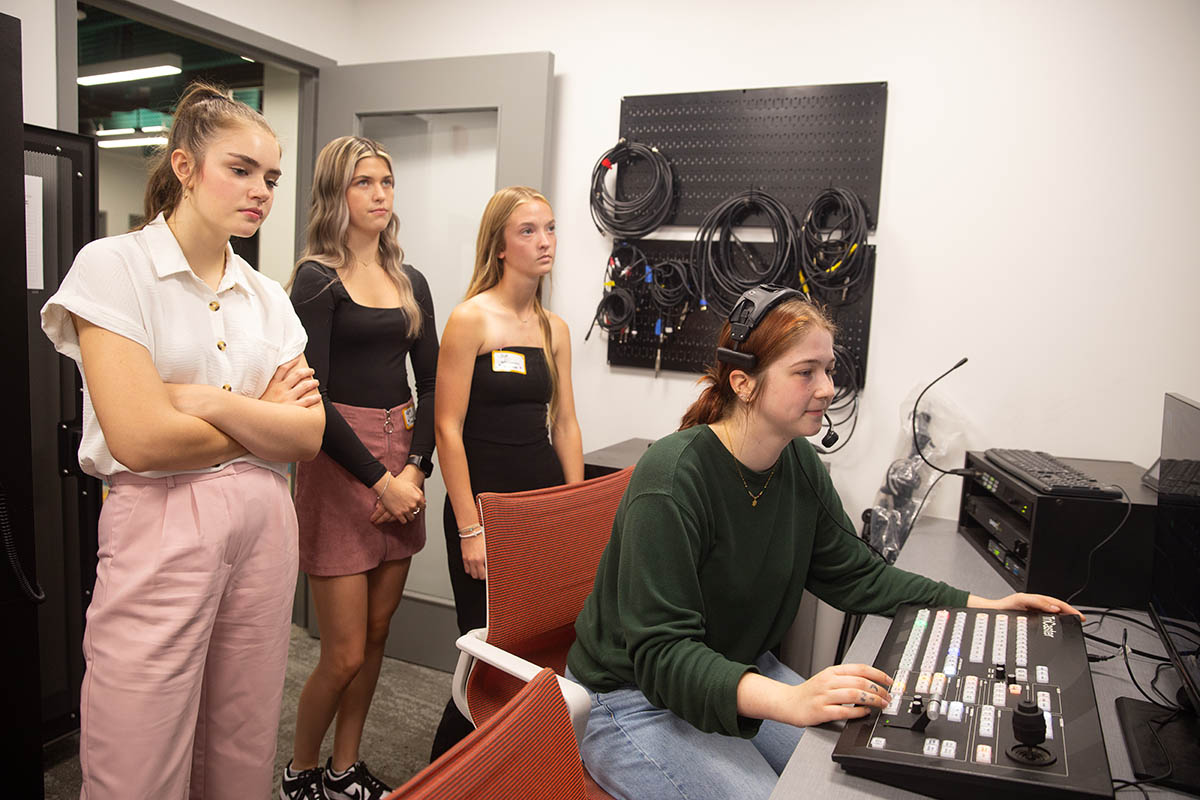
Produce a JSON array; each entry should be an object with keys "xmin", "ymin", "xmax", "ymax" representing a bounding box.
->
[{"xmin": 453, "ymin": 632, "xmax": 592, "ymax": 745}]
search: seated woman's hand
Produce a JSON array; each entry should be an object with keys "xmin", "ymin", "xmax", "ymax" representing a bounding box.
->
[
  {"xmin": 968, "ymin": 593, "xmax": 1084, "ymax": 620},
  {"xmin": 784, "ymin": 663, "xmax": 893, "ymax": 727}
]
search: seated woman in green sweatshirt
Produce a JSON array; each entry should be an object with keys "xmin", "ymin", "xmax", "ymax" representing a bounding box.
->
[{"xmin": 565, "ymin": 287, "xmax": 1080, "ymax": 800}]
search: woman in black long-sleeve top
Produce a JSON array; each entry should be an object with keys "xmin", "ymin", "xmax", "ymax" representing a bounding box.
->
[{"xmin": 282, "ymin": 135, "xmax": 438, "ymax": 800}]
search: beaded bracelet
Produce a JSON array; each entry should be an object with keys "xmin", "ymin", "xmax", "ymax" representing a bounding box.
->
[{"xmin": 457, "ymin": 523, "xmax": 483, "ymax": 539}]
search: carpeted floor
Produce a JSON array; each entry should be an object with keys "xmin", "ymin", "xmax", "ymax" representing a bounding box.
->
[{"xmin": 42, "ymin": 625, "xmax": 454, "ymax": 799}]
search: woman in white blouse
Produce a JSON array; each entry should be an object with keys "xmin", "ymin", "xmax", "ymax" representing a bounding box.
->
[{"xmin": 41, "ymin": 83, "xmax": 325, "ymax": 799}]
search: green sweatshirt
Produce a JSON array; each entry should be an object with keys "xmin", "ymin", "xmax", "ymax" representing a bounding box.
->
[{"xmin": 568, "ymin": 425, "xmax": 968, "ymax": 738}]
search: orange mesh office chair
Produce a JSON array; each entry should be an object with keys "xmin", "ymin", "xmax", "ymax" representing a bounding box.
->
[
  {"xmin": 385, "ymin": 667, "xmax": 588, "ymax": 800},
  {"xmin": 450, "ymin": 466, "xmax": 634, "ymax": 799}
]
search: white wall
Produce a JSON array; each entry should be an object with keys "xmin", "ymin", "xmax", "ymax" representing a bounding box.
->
[
  {"xmin": 260, "ymin": 63, "xmax": 300, "ymax": 285},
  {"xmin": 97, "ymin": 148, "xmax": 150, "ymax": 234},
  {"xmin": 0, "ymin": 0, "xmax": 57, "ymax": 127},
  {"xmin": 335, "ymin": 0, "xmax": 1200, "ymax": 523},
  {"xmin": 18, "ymin": 0, "xmax": 1200, "ymax": 526}
]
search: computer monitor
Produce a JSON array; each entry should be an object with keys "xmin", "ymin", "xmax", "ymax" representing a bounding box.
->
[{"xmin": 1115, "ymin": 392, "xmax": 1200, "ymax": 795}]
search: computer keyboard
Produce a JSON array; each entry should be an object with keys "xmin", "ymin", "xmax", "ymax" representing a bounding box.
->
[
  {"xmin": 832, "ymin": 605, "xmax": 1114, "ymax": 799},
  {"xmin": 984, "ymin": 449, "xmax": 1122, "ymax": 500}
]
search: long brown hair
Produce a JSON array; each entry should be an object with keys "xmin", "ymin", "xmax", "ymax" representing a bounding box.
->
[
  {"xmin": 680, "ymin": 298, "xmax": 836, "ymax": 429},
  {"xmin": 142, "ymin": 82, "xmax": 276, "ymax": 225},
  {"xmin": 288, "ymin": 136, "xmax": 422, "ymax": 338},
  {"xmin": 467, "ymin": 186, "xmax": 559, "ymax": 423}
]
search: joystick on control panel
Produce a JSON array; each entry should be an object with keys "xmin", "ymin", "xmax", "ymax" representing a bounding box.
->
[{"xmin": 1006, "ymin": 699, "xmax": 1057, "ymax": 767}]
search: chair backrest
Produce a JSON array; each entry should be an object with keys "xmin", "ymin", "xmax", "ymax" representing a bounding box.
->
[
  {"xmin": 466, "ymin": 466, "xmax": 633, "ymax": 725},
  {"xmin": 386, "ymin": 667, "xmax": 588, "ymax": 800}
]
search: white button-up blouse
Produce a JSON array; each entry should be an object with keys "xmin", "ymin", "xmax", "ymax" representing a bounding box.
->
[{"xmin": 41, "ymin": 213, "xmax": 308, "ymax": 479}]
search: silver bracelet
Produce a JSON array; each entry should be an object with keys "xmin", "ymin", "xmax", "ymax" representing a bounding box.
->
[
  {"xmin": 376, "ymin": 473, "xmax": 392, "ymax": 497},
  {"xmin": 457, "ymin": 523, "xmax": 483, "ymax": 539}
]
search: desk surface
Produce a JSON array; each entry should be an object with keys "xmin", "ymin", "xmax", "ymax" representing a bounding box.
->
[{"xmin": 770, "ymin": 517, "xmax": 1187, "ymax": 799}]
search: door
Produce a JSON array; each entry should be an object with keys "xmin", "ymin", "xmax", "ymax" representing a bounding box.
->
[{"xmin": 306, "ymin": 51, "xmax": 555, "ymax": 670}]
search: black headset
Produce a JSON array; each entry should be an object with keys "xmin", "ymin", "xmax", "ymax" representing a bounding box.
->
[
  {"xmin": 714, "ymin": 284, "xmax": 886, "ymax": 562},
  {"xmin": 716, "ymin": 283, "xmax": 838, "ymax": 448}
]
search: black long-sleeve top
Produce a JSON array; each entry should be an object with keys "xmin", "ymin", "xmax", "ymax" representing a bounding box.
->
[{"xmin": 290, "ymin": 260, "xmax": 438, "ymax": 487}]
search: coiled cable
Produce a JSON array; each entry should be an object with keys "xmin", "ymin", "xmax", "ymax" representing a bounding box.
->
[
  {"xmin": 589, "ymin": 139, "xmax": 676, "ymax": 238},
  {"xmin": 690, "ymin": 189, "xmax": 800, "ymax": 316},
  {"xmin": 799, "ymin": 187, "xmax": 870, "ymax": 305},
  {"xmin": 585, "ymin": 242, "xmax": 642, "ymax": 341}
]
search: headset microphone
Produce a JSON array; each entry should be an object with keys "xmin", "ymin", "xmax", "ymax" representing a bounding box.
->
[{"xmin": 821, "ymin": 413, "xmax": 839, "ymax": 448}]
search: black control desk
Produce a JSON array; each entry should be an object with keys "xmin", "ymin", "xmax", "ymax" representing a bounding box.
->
[{"xmin": 769, "ymin": 517, "xmax": 1189, "ymax": 799}]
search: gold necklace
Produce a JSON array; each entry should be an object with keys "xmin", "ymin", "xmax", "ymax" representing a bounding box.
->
[
  {"xmin": 715, "ymin": 422, "xmax": 776, "ymax": 507},
  {"xmin": 732, "ymin": 459, "xmax": 776, "ymax": 507}
]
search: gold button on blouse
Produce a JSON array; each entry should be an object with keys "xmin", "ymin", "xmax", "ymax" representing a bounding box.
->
[
  {"xmin": 209, "ymin": 300, "xmax": 220, "ymax": 311},
  {"xmin": 222, "ymin": 384, "xmax": 232, "ymax": 391},
  {"xmin": 216, "ymin": 340, "xmax": 227, "ymax": 351}
]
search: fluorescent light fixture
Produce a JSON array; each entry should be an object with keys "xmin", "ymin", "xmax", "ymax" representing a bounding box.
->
[
  {"xmin": 97, "ymin": 136, "xmax": 168, "ymax": 149},
  {"xmin": 240, "ymin": 56, "xmax": 256, "ymax": 63},
  {"xmin": 95, "ymin": 127, "xmax": 136, "ymax": 136},
  {"xmin": 78, "ymin": 54, "xmax": 182, "ymax": 86},
  {"xmin": 140, "ymin": 124, "xmax": 167, "ymax": 133}
]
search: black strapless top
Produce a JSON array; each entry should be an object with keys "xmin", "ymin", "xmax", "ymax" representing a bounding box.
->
[{"xmin": 460, "ymin": 346, "xmax": 552, "ymax": 446}]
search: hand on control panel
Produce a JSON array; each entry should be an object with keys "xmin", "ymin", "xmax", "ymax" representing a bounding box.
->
[{"xmin": 967, "ymin": 592, "xmax": 1084, "ymax": 620}]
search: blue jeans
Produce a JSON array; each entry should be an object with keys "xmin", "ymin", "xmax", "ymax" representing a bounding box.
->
[{"xmin": 565, "ymin": 652, "xmax": 805, "ymax": 800}]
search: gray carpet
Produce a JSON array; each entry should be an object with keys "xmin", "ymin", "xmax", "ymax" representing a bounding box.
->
[{"xmin": 42, "ymin": 624, "xmax": 454, "ymax": 799}]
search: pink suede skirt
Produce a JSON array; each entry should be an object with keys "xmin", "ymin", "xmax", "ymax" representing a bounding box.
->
[{"xmin": 294, "ymin": 400, "xmax": 426, "ymax": 576}]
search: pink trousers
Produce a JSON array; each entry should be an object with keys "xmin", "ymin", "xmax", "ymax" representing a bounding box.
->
[{"xmin": 79, "ymin": 462, "xmax": 298, "ymax": 799}]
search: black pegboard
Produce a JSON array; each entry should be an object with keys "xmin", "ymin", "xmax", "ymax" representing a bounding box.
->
[
  {"xmin": 605, "ymin": 241, "xmax": 874, "ymax": 388},
  {"xmin": 616, "ymin": 82, "xmax": 887, "ymax": 228}
]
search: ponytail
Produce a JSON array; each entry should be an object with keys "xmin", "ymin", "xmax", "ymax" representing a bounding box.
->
[{"xmin": 142, "ymin": 81, "xmax": 276, "ymax": 225}]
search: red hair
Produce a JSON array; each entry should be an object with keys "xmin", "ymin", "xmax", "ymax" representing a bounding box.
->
[{"xmin": 679, "ymin": 298, "xmax": 836, "ymax": 430}]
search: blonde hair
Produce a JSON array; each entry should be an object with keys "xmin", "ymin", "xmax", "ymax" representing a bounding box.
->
[
  {"xmin": 288, "ymin": 136, "xmax": 422, "ymax": 338},
  {"xmin": 467, "ymin": 186, "xmax": 559, "ymax": 423},
  {"xmin": 143, "ymin": 81, "xmax": 276, "ymax": 224}
]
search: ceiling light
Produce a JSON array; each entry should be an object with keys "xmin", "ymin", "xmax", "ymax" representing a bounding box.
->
[
  {"xmin": 96, "ymin": 127, "xmax": 136, "ymax": 136},
  {"xmin": 78, "ymin": 54, "xmax": 182, "ymax": 86},
  {"xmin": 240, "ymin": 56, "xmax": 256, "ymax": 63},
  {"xmin": 97, "ymin": 136, "xmax": 168, "ymax": 149},
  {"xmin": 140, "ymin": 124, "xmax": 167, "ymax": 133}
]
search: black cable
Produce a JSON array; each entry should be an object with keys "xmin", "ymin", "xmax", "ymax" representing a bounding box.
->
[
  {"xmin": 1122, "ymin": 629, "xmax": 1181, "ymax": 710},
  {"xmin": 589, "ymin": 139, "xmax": 675, "ymax": 239},
  {"xmin": 1, "ymin": 483, "xmax": 45, "ymax": 604},
  {"xmin": 691, "ymin": 189, "xmax": 800, "ymax": 316},
  {"xmin": 791, "ymin": 441, "xmax": 890, "ymax": 563},
  {"xmin": 1111, "ymin": 710, "xmax": 1178, "ymax": 795},
  {"xmin": 909, "ymin": 471, "xmax": 949, "ymax": 532},
  {"xmin": 1079, "ymin": 607, "xmax": 1200, "ymax": 647},
  {"xmin": 816, "ymin": 344, "xmax": 862, "ymax": 455},
  {"xmin": 1066, "ymin": 485, "xmax": 1133, "ymax": 604},
  {"xmin": 1084, "ymin": 632, "xmax": 1169, "ymax": 662},
  {"xmin": 1151, "ymin": 661, "xmax": 1178, "ymax": 707},
  {"xmin": 910, "ymin": 357, "xmax": 977, "ymax": 478},
  {"xmin": 798, "ymin": 187, "xmax": 870, "ymax": 305},
  {"xmin": 585, "ymin": 242, "xmax": 642, "ymax": 342},
  {"xmin": 647, "ymin": 258, "xmax": 691, "ymax": 313}
]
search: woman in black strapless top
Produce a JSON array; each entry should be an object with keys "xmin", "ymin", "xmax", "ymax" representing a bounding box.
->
[{"xmin": 430, "ymin": 186, "xmax": 583, "ymax": 759}]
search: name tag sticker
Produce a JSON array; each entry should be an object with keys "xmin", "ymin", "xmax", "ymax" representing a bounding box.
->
[
  {"xmin": 491, "ymin": 350, "xmax": 527, "ymax": 374},
  {"xmin": 402, "ymin": 404, "xmax": 416, "ymax": 430}
]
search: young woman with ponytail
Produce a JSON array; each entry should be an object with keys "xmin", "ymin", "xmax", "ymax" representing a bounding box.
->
[
  {"xmin": 565, "ymin": 293, "xmax": 1082, "ymax": 800},
  {"xmin": 40, "ymin": 82, "xmax": 324, "ymax": 798},
  {"xmin": 429, "ymin": 186, "xmax": 584, "ymax": 758},
  {"xmin": 282, "ymin": 136, "xmax": 438, "ymax": 800}
]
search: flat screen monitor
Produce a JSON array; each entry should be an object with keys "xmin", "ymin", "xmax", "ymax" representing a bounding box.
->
[{"xmin": 1116, "ymin": 392, "xmax": 1200, "ymax": 796}]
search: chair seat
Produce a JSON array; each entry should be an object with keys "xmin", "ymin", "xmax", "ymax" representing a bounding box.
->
[{"xmin": 583, "ymin": 767, "xmax": 616, "ymax": 799}]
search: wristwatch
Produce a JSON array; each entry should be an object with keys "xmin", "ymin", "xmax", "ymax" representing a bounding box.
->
[{"xmin": 406, "ymin": 454, "xmax": 434, "ymax": 478}]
